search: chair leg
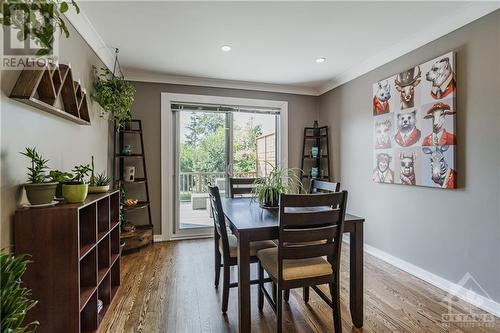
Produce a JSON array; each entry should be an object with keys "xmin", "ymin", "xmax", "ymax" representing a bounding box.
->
[
  {"xmin": 329, "ymin": 282, "xmax": 342, "ymax": 333},
  {"xmin": 277, "ymin": 287, "xmax": 283, "ymax": 333},
  {"xmin": 303, "ymin": 287, "xmax": 309, "ymax": 303},
  {"xmin": 258, "ymin": 262, "xmax": 264, "ymax": 311},
  {"xmin": 214, "ymin": 250, "xmax": 221, "ymax": 288},
  {"xmin": 222, "ymin": 265, "xmax": 230, "ymax": 313},
  {"xmin": 284, "ymin": 289, "xmax": 290, "ymax": 302},
  {"xmin": 272, "ymin": 282, "xmax": 277, "ymax": 303}
]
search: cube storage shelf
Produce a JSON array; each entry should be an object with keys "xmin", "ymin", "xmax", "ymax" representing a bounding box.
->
[{"xmin": 15, "ymin": 191, "xmax": 120, "ymax": 333}]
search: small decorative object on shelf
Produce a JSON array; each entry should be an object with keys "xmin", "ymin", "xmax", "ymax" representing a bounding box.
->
[
  {"xmin": 10, "ymin": 62, "xmax": 91, "ymax": 125},
  {"xmin": 20, "ymin": 147, "xmax": 58, "ymax": 205},
  {"xmin": 300, "ymin": 125, "xmax": 332, "ymax": 190},
  {"xmin": 62, "ymin": 163, "xmax": 91, "ymax": 203},
  {"xmin": 113, "ymin": 119, "xmax": 153, "ymax": 254},
  {"xmin": 122, "ymin": 144, "xmax": 132, "ymax": 155},
  {"xmin": 124, "ymin": 166, "xmax": 135, "ymax": 182}
]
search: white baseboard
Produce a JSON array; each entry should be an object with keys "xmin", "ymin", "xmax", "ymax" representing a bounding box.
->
[
  {"xmin": 153, "ymin": 235, "xmax": 164, "ymax": 242},
  {"xmin": 360, "ymin": 241, "xmax": 500, "ymax": 318}
]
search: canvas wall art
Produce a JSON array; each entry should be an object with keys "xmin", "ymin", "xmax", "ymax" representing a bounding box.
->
[{"xmin": 372, "ymin": 51, "xmax": 457, "ymax": 189}]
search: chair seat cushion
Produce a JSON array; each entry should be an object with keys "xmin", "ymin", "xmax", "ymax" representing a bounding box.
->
[
  {"xmin": 220, "ymin": 235, "xmax": 276, "ymax": 258},
  {"xmin": 257, "ymin": 247, "xmax": 333, "ymax": 281}
]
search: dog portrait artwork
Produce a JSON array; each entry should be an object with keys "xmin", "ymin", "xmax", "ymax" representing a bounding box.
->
[
  {"xmin": 395, "ymin": 66, "xmax": 421, "ymax": 110},
  {"xmin": 373, "ymin": 153, "xmax": 394, "ymax": 184},
  {"xmin": 371, "ymin": 51, "xmax": 456, "ymax": 188},
  {"xmin": 394, "ymin": 110, "xmax": 421, "ymax": 147},
  {"xmin": 374, "ymin": 119, "xmax": 392, "ymax": 149},
  {"xmin": 426, "ymin": 57, "xmax": 455, "ymax": 100},
  {"xmin": 373, "ymin": 80, "xmax": 391, "ymax": 115},
  {"xmin": 399, "ymin": 152, "xmax": 416, "ymax": 185}
]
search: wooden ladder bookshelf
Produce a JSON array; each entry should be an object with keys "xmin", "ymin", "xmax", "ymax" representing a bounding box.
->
[
  {"xmin": 113, "ymin": 119, "xmax": 153, "ymax": 253},
  {"xmin": 14, "ymin": 191, "xmax": 120, "ymax": 333},
  {"xmin": 300, "ymin": 125, "xmax": 332, "ymax": 190}
]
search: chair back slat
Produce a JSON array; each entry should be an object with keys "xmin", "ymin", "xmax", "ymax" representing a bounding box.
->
[
  {"xmin": 310, "ymin": 179, "xmax": 340, "ymax": 193},
  {"xmin": 281, "ymin": 243, "xmax": 334, "ymax": 260},
  {"xmin": 281, "ymin": 225, "xmax": 337, "ymax": 243},
  {"xmin": 281, "ymin": 208, "xmax": 340, "ymax": 228},
  {"xmin": 229, "ymin": 177, "xmax": 256, "ymax": 198},
  {"xmin": 208, "ymin": 185, "xmax": 230, "ymax": 257},
  {"xmin": 277, "ymin": 191, "xmax": 348, "ymax": 279}
]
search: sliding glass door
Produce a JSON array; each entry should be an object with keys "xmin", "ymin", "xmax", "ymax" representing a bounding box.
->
[{"xmin": 173, "ymin": 108, "xmax": 278, "ymax": 238}]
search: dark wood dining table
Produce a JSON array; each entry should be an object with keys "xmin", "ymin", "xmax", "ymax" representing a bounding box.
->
[{"xmin": 221, "ymin": 197, "xmax": 365, "ymax": 333}]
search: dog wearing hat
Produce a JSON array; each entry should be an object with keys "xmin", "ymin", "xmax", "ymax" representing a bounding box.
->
[
  {"xmin": 395, "ymin": 66, "xmax": 421, "ymax": 109},
  {"xmin": 373, "ymin": 153, "xmax": 394, "ymax": 183},
  {"xmin": 422, "ymin": 102, "xmax": 456, "ymax": 146},
  {"xmin": 426, "ymin": 57, "xmax": 455, "ymax": 100}
]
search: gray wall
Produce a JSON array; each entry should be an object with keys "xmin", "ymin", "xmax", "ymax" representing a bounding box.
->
[
  {"xmin": 0, "ymin": 21, "xmax": 111, "ymax": 247},
  {"xmin": 319, "ymin": 11, "xmax": 500, "ymax": 302},
  {"xmin": 130, "ymin": 82, "xmax": 319, "ymax": 234}
]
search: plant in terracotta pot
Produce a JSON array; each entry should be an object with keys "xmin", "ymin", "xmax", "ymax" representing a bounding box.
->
[
  {"xmin": 20, "ymin": 147, "xmax": 57, "ymax": 205},
  {"xmin": 0, "ymin": 250, "xmax": 39, "ymax": 333},
  {"xmin": 48, "ymin": 170, "xmax": 73, "ymax": 200},
  {"xmin": 253, "ymin": 164, "xmax": 302, "ymax": 208},
  {"xmin": 62, "ymin": 164, "xmax": 91, "ymax": 203}
]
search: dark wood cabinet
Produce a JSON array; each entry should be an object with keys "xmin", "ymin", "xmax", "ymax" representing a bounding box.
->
[{"xmin": 14, "ymin": 191, "xmax": 120, "ymax": 333}]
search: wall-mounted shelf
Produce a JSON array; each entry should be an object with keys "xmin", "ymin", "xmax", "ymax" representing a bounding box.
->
[{"xmin": 10, "ymin": 62, "xmax": 91, "ymax": 125}]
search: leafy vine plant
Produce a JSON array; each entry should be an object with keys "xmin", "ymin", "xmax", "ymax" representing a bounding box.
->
[{"xmin": 0, "ymin": 0, "xmax": 81, "ymax": 56}]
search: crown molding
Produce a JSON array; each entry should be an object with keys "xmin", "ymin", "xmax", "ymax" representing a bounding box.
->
[
  {"xmin": 124, "ymin": 68, "xmax": 319, "ymax": 96},
  {"xmin": 317, "ymin": 3, "xmax": 500, "ymax": 95},
  {"xmin": 64, "ymin": 9, "xmax": 115, "ymax": 71}
]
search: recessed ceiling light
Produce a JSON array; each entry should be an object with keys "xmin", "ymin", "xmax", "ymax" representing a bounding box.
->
[
  {"xmin": 316, "ymin": 57, "xmax": 326, "ymax": 63},
  {"xmin": 221, "ymin": 45, "xmax": 232, "ymax": 52}
]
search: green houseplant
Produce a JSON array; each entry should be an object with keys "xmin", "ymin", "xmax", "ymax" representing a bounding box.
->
[
  {"xmin": 0, "ymin": 250, "xmax": 38, "ymax": 333},
  {"xmin": 49, "ymin": 170, "xmax": 73, "ymax": 200},
  {"xmin": 88, "ymin": 156, "xmax": 111, "ymax": 193},
  {"xmin": 20, "ymin": 147, "xmax": 57, "ymax": 205},
  {"xmin": 91, "ymin": 66, "xmax": 135, "ymax": 127},
  {"xmin": 0, "ymin": 0, "xmax": 80, "ymax": 56},
  {"xmin": 253, "ymin": 164, "xmax": 302, "ymax": 208},
  {"xmin": 62, "ymin": 164, "xmax": 91, "ymax": 203}
]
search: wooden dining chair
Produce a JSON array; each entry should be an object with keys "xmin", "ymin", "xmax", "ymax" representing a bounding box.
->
[
  {"xmin": 257, "ymin": 191, "xmax": 348, "ymax": 333},
  {"xmin": 229, "ymin": 177, "xmax": 257, "ymax": 198},
  {"xmin": 208, "ymin": 185, "xmax": 275, "ymax": 313},
  {"xmin": 310, "ymin": 179, "xmax": 340, "ymax": 193}
]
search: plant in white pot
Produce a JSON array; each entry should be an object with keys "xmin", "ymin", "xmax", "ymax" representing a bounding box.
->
[
  {"xmin": 88, "ymin": 156, "xmax": 111, "ymax": 193},
  {"xmin": 20, "ymin": 147, "xmax": 57, "ymax": 205},
  {"xmin": 62, "ymin": 164, "xmax": 91, "ymax": 203}
]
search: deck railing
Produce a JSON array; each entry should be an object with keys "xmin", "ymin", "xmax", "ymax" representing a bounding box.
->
[{"xmin": 179, "ymin": 171, "xmax": 257, "ymax": 201}]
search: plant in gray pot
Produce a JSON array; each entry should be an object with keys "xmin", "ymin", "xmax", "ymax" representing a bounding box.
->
[
  {"xmin": 20, "ymin": 147, "xmax": 57, "ymax": 205},
  {"xmin": 62, "ymin": 164, "xmax": 91, "ymax": 203},
  {"xmin": 48, "ymin": 170, "xmax": 73, "ymax": 200}
]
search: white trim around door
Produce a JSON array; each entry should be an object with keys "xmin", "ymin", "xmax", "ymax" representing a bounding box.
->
[{"xmin": 160, "ymin": 93, "xmax": 288, "ymax": 241}]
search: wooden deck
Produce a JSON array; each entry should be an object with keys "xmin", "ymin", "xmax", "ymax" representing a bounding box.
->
[{"xmin": 179, "ymin": 201, "xmax": 212, "ymax": 229}]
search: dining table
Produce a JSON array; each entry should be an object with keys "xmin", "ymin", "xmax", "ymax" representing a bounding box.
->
[{"xmin": 221, "ymin": 197, "xmax": 365, "ymax": 333}]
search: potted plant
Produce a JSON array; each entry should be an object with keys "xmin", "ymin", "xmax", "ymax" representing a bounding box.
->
[
  {"xmin": 253, "ymin": 164, "xmax": 302, "ymax": 208},
  {"xmin": 91, "ymin": 66, "xmax": 135, "ymax": 127},
  {"xmin": 20, "ymin": 147, "xmax": 58, "ymax": 205},
  {"xmin": 49, "ymin": 170, "xmax": 73, "ymax": 200},
  {"xmin": 88, "ymin": 156, "xmax": 111, "ymax": 193},
  {"xmin": 0, "ymin": 250, "xmax": 39, "ymax": 333},
  {"xmin": 62, "ymin": 164, "xmax": 91, "ymax": 203}
]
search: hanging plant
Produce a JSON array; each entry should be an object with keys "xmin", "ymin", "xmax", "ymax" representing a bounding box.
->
[
  {"xmin": 0, "ymin": 0, "xmax": 80, "ymax": 56},
  {"xmin": 91, "ymin": 66, "xmax": 135, "ymax": 126}
]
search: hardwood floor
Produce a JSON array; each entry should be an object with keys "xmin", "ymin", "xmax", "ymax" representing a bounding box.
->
[{"xmin": 99, "ymin": 239, "xmax": 499, "ymax": 333}]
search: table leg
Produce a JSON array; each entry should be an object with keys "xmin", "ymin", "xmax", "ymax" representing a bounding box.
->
[
  {"xmin": 237, "ymin": 232, "xmax": 251, "ymax": 333},
  {"xmin": 350, "ymin": 223, "xmax": 364, "ymax": 328}
]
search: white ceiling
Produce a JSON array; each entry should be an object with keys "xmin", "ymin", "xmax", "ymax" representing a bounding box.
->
[{"xmin": 76, "ymin": 1, "xmax": 498, "ymax": 95}]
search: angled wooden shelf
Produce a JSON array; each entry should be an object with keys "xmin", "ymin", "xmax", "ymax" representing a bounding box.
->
[{"xmin": 10, "ymin": 62, "xmax": 91, "ymax": 125}]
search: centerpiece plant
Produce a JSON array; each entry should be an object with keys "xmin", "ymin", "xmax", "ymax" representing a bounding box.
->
[
  {"xmin": 20, "ymin": 147, "xmax": 57, "ymax": 205},
  {"xmin": 91, "ymin": 66, "xmax": 135, "ymax": 127},
  {"xmin": 253, "ymin": 164, "xmax": 302, "ymax": 208},
  {"xmin": 0, "ymin": 250, "xmax": 38, "ymax": 333},
  {"xmin": 62, "ymin": 163, "xmax": 91, "ymax": 203}
]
